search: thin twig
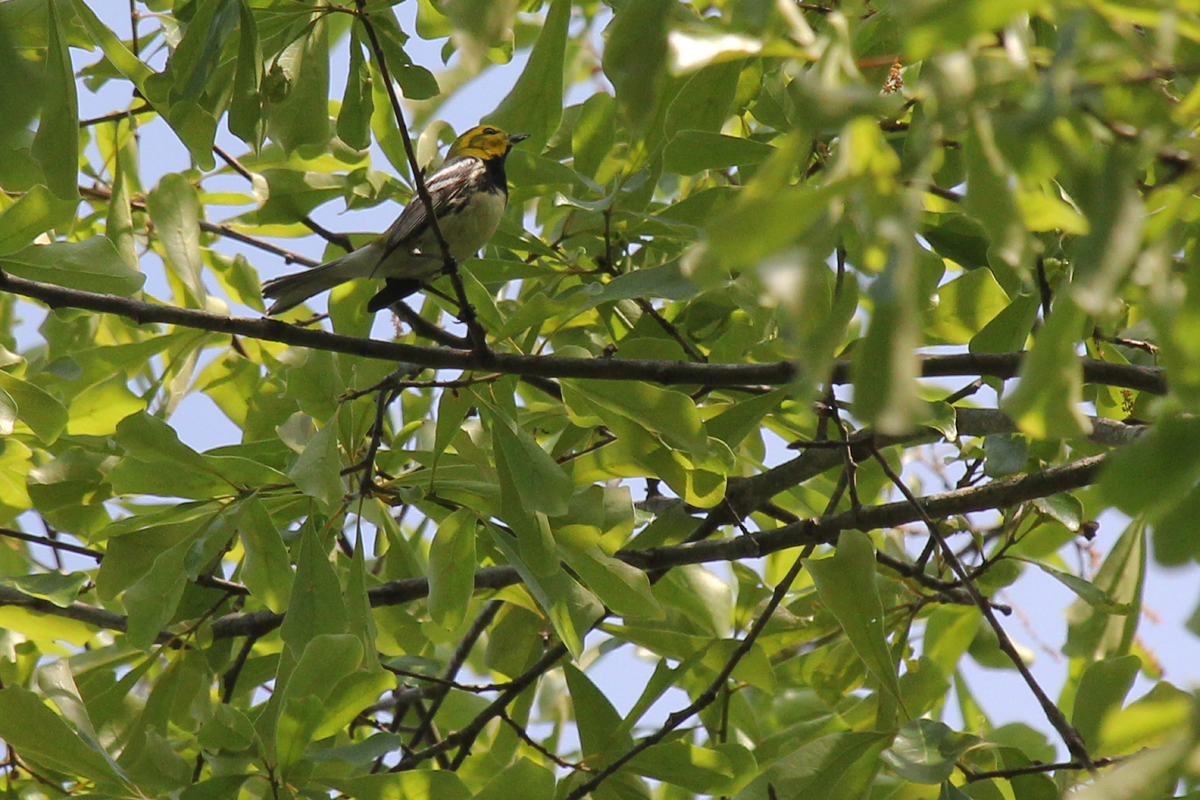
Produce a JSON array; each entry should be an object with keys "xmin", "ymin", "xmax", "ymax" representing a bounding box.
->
[
  {"xmin": 563, "ymin": 544, "xmax": 816, "ymax": 800},
  {"xmin": 390, "ymin": 301, "xmax": 471, "ymax": 348},
  {"xmin": 359, "ymin": 386, "xmax": 401, "ymax": 497},
  {"xmin": 212, "ymin": 144, "xmax": 354, "ymax": 252},
  {"xmin": 962, "ymin": 755, "xmax": 1121, "ymax": 782},
  {"xmin": 497, "ymin": 709, "xmax": 592, "ymax": 771},
  {"xmin": 79, "ymin": 185, "xmax": 320, "ymax": 267},
  {"xmin": 864, "ymin": 441, "xmax": 1095, "ymax": 772},
  {"xmin": 406, "ymin": 600, "xmax": 503, "ymax": 752},
  {"xmin": 381, "ymin": 664, "xmax": 510, "ymax": 694},
  {"xmin": 352, "ymin": 3, "xmax": 489, "ymax": 357},
  {"xmin": 392, "ymin": 642, "xmax": 567, "ymax": 771},
  {"xmin": 79, "ymin": 104, "xmax": 152, "ymax": 127},
  {"xmin": 0, "ymin": 528, "xmax": 103, "ymax": 560}
]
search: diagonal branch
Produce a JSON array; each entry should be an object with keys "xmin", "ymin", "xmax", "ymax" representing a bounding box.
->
[
  {"xmin": 0, "ymin": 451, "xmax": 1112, "ymax": 642},
  {"xmin": 564, "ymin": 544, "xmax": 816, "ymax": 800}
]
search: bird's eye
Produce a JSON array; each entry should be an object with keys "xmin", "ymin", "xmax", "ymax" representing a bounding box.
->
[{"xmin": 481, "ymin": 127, "xmax": 498, "ymax": 135}]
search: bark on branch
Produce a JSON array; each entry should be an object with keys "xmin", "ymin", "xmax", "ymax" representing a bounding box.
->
[
  {"xmin": 0, "ymin": 270, "xmax": 1168, "ymax": 393},
  {"xmin": 0, "ymin": 450, "xmax": 1110, "ymax": 642}
]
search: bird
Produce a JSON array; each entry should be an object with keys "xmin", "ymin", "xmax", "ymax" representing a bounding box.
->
[{"xmin": 261, "ymin": 125, "xmax": 529, "ymax": 315}]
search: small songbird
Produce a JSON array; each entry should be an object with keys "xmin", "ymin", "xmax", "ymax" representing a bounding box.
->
[{"xmin": 262, "ymin": 125, "xmax": 529, "ymax": 315}]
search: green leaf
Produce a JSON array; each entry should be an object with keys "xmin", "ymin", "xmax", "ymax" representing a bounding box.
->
[
  {"xmin": 0, "ymin": 184, "xmax": 76, "ymax": 254},
  {"xmin": 427, "ymin": 507, "xmax": 478, "ymax": 630},
  {"xmin": 1152, "ymin": 482, "xmax": 1200, "ymax": 566},
  {"xmin": 266, "ymin": 15, "xmax": 331, "ymax": 154},
  {"xmin": 67, "ymin": 375, "xmax": 147, "ymax": 436},
  {"xmin": 147, "ymin": 173, "xmax": 207, "ymax": 307},
  {"xmin": 275, "ymin": 633, "xmax": 362, "ymax": 768},
  {"xmin": 288, "ymin": 417, "xmax": 344, "ymax": 511},
  {"xmin": 654, "ymin": 564, "xmax": 732, "ymax": 637},
  {"xmin": 925, "ymin": 268, "xmax": 1011, "ymax": 345},
  {"xmin": 433, "ymin": 385, "xmax": 471, "ymax": 472},
  {"xmin": 7, "ymin": 571, "xmax": 88, "ymax": 608},
  {"xmin": 1071, "ymin": 146, "xmax": 1144, "ymax": 315},
  {"xmin": 1071, "ymin": 655, "xmax": 1140, "ymax": 750},
  {"xmin": 565, "ymin": 662, "xmax": 631, "ymax": 759},
  {"xmin": 602, "ymin": 0, "xmax": 671, "ymax": 129},
  {"xmin": 1065, "ymin": 518, "xmax": 1146, "ymax": 660},
  {"xmin": 484, "ymin": 0, "xmax": 569, "ymax": 148},
  {"xmin": 853, "ymin": 255, "xmax": 923, "ymax": 434},
  {"xmin": 116, "ymin": 412, "xmax": 208, "ymax": 468},
  {"xmin": 665, "ymin": 60, "xmax": 742, "ymax": 137},
  {"xmin": 1100, "ymin": 416, "xmax": 1200, "ymax": 519},
  {"xmin": 307, "ymin": 732, "xmax": 403, "ymax": 764},
  {"xmin": 367, "ymin": 11, "xmax": 439, "ymax": 101},
  {"xmin": 0, "ymin": 237, "xmax": 145, "ymax": 296},
  {"xmin": 197, "ymin": 703, "xmax": 257, "ymax": 752},
  {"xmin": 0, "ymin": 686, "xmax": 127, "ymax": 787},
  {"xmin": 881, "ymin": 719, "xmax": 979, "ymax": 784},
  {"xmin": 0, "ymin": 387, "xmax": 15, "ymax": 436},
  {"xmin": 473, "ymin": 758, "xmax": 556, "ymax": 800},
  {"xmin": 922, "ymin": 606, "xmax": 980, "ymax": 675},
  {"xmin": 563, "ymin": 379, "xmax": 708, "ymax": 456},
  {"xmin": 700, "ymin": 136, "xmax": 832, "ymax": 273},
  {"xmin": 326, "ymin": 772, "xmax": 471, "ymax": 800},
  {"xmin": 70, "ymin": 0, "xmax": 153, "ymax": 88},
  {"xmin": 166, "ymin": 100, "xmax": 220, "ymax": 170},
  {"xmin": 278, "ymin": 526, "xmax": 348, "ymax": 655},
  {"xmin": 0, "ymin": 371, "xmax": 68, "ymax": 443},
  {"xmin": 571, "ymin": 92, "xmax": 618, "ymax": 180},
  {"xmin": 962, "ymin": 112, "xmax": 1031, "ymax": 273},
  {"xmin": 312, "ymin": 668, "xmax": 391, "ymax": 740},
  {"xmin": 628, "ymin": 742, "xmax": 738, "ymax": 794},
  {"xmin": 1032, "ymin": 492, "xmax": 1083, "ymax": 531},
  {"xmin": 30, "ymin": 0, "xmax": 78, "ymax": 199},
  {"xmin": 752, "ymin": 731, "xmax": 891, "ymax": 798},
  {"xmin": 489, "ymin": 524, "xmax": 602, "ymax": 659},
  {"xmin": 0, "ymin": 438, "xmax": 33, "ymax": 522},
  {"xmin": 983, "ymin": 433, "xmax": 1027, "ymax": 477},
  {"xmin": 338, "ymin": 25, "xmax": 374, "ymax": 151},
  {"xmin": 487, "ymin": 405, "xmax": 573, "ymax": 517},
  {"xmin": 970, "ymin": 291, "xmax": 1039, "ymax": 355},
  {"xmin": 906, "ymin": 0, "xmax": 1045, "ymax": 59},
  {"xmin": 107, "ymin": 143, "xmax": 138, "ymax": 270},
  {"xmin": 557, "ymin": 524, "xmax": 661, "ymax": 620},
  {"xmin": 237, "ymin": 496, "xmax": 293, "ymax": 613},
  {"xmin": 805, "ymin": 531, "xmax": 902, "ymax": 703},
  {"xmin": 183, "ymin": 776, "xmax": 251, "ymax": 800},
  {"xmin": 706, "ymin": 389, "xmax": 786, "ymax": 450},
  {"xmin": 230, "ymin": 0, "xmax": 265, "ymax": 151},
  {"xmin": 1002, "ymin": 297, "xmax": 1091, "ymax": 439},
  {"xmin": 664, "ymin": 131, "xmax": 776, "ymax": 174}
]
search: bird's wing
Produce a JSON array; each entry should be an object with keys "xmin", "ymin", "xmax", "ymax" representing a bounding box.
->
[{"xmin": 375, "ymin": 156, "xmax": 484, "ymax": 264}]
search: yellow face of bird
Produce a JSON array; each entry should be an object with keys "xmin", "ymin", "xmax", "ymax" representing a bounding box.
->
[{"xmin": 447, "ymin": 125, "xmax": 529, "ymax": 161}]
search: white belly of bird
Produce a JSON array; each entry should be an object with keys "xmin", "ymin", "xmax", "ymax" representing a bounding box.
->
[{"xmin": 441, "ymin": 190, "xmax": 507, "ymax": 261}]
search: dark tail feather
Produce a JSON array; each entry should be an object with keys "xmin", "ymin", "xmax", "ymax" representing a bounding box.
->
[{"xmin": 367, "ymin": 278, "xmax": 424, "ymax": 312}]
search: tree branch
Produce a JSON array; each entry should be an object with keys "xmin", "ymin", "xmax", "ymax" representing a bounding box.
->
[
  {"xmin": 0, "ymin": 271, "xmax": 1169, "ymax": 393},
  {"xmin": 0, "ymin": 451, "xmax": 1111, "ymax": 642}
]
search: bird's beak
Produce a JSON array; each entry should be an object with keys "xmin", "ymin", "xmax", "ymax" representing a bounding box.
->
[{"xmin": 508, "ymin": 133, "xmax": 530, "ymax": 145}]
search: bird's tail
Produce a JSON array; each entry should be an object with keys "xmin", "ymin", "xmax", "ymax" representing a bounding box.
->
[{"xmin": 262, "ymin": 244, "xmax": 380, "ymax": 315}]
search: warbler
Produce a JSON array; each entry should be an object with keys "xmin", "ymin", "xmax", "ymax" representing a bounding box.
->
[{"xmin": 262, "ymin": 125, "xmax": 529, "ymax": 315}]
